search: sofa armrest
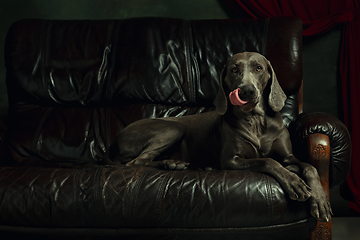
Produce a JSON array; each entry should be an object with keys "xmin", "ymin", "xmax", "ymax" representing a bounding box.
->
[
  {"xmin": 290, "ymin": 113, "xmax": 351, "ymax": 240},
  {"xmin": 289, "ymin": 112, "xmax": 352, "ymax": 188}
]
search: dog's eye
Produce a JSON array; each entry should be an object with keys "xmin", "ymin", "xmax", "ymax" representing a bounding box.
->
[
  {"xmin": 256, "ymin": 66, "xmax": 263, "ymax": 72},
  {"xmin": 231, "ymin": 67, "xmax": 238, "ymax": 73}
]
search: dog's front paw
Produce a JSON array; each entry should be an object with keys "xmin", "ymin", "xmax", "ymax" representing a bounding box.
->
[
  {"xmin": 125, "ymin": 158, "xmax": 189, "ymax": 170},
  {"xmin": 280, "ymin": 172, "xmax": 312, "ymax": 201},
  {"xmin": 162, "ymin": 160, "xmax": 189, "ymax": 170},
  {"xmin": 309, "ymin": 187, "xmax": 333, "ymax": 222}
]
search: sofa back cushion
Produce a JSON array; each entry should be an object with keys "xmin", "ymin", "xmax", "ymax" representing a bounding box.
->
[{"xmin": 4, "ymin": 17, "xmax": 302, "ymax": 164}]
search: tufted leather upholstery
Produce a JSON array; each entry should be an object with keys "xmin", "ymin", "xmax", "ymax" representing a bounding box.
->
[{"xmin": 0, "ymin": 17, "xmax": 351, "ymax": 239}]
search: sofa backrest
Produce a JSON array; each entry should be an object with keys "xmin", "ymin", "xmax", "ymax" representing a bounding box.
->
[{"xmin": 4, "ymin": 17, "xmax": 303, "ymax": 164}]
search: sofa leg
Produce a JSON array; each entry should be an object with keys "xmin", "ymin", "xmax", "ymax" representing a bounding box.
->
[
  {"xmin": 307, "ymin": 133, "xmax": 332, "ymax": 240},
  {"xmin": 310, "ymin": 220, "xmax": 332, "ymax": 240}
]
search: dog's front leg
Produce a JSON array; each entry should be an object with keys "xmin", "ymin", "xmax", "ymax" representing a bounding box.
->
[
  {"xmin": 284, "ymin": 156, "xmax": 332, "ymax": 222},
  {"xmin": 222, "ymin": 156, "xmax": 311, "ymax": 202}
]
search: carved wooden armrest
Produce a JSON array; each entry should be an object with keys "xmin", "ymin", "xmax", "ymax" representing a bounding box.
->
[
  {"xmin": 308, "ymin": 133, "xmax": 331, "ymax": 240},
  {"xmin": 289, "ymin": 112, "xmax": 351, "ymax": 240},
  {"xmin": 289, "ymin": 112, "xmax": 351, "ymax": 188}
]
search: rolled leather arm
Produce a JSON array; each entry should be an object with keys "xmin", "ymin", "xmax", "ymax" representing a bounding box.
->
[{"xmin": 289, "ymin": 112, "xmax": 352, "ymax": 188}]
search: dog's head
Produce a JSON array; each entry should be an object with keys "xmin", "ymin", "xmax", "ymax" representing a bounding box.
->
[{"xmin": 214, "ymin": 52, "xmax": 287, "ymax": 115}]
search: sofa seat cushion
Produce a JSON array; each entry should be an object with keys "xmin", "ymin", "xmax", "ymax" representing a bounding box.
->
[{"xmin": 0, "ymin": 165, "xmax": 309, "ymax": 229}]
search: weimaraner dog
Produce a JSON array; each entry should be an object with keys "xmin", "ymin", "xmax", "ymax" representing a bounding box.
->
[{"xmin": 105, "ymin": 52, "xmax": 332, "ymax": 222}]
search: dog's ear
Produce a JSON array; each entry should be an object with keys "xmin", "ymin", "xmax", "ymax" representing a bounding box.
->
[
  {"xmin": 267, "ymin": 60, "xmax": 287, "ymax": 112},
  {"xmin": 214, "ymin": 65, "xmax": 228, "ymax": 115}
]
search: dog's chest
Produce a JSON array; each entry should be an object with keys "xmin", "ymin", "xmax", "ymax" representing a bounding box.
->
[
  {"xmin": 236, "ymin": 130, "xmax": 274, "ymax": 158},
  {"xmin": 232, "ymin": 117, "xmax": 278, "ymax": 158}
]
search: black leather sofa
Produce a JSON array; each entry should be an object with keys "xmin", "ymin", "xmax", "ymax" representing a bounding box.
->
[{"xmin": 0, "ymin": 17, "xmax": 351, "ymax": 240}]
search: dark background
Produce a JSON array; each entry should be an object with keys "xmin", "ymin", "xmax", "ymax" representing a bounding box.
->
[{"xmin": 0, "ymin": 0, "xmax": 347, "ymax": 214}]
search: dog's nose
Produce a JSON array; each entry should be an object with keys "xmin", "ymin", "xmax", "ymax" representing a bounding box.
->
[{"xmin": 240, "ymin": 85, "xmax": 256, "ymax": 100}]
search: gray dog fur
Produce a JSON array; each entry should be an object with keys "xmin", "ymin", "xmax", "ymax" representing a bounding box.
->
[{"xmin": 105, "ymin": 52, "xmax": 332, "ymax": 222}]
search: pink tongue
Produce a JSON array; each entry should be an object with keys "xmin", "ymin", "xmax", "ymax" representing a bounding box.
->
[{"xmin": 229, "ymin": 88, "xmax": 248, "ymax": 106}]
